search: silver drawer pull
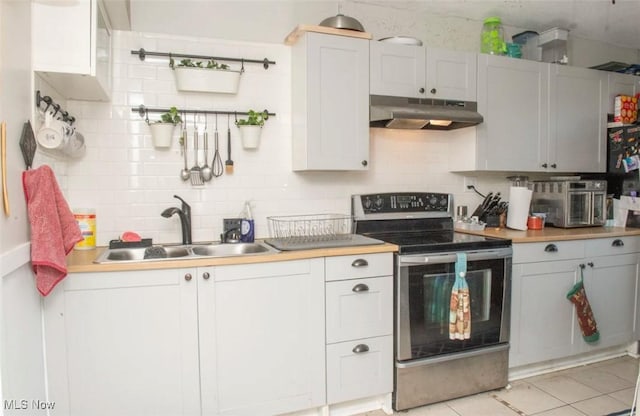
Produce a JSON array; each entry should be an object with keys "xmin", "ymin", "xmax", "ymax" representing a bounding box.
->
[
  {"xmin": 612, "ymin": 239, "xmax": 624, "ymax": 247},
  {"xmin": 352, "ymin": 344, "xmax": 370, "ymax": 354},
  {"xmin": 352, "ymin": 283, "xmax": 369, "ymax": 293},
  {"xmin": 544, "ymin": 244, "xmax": 558, "ymax": 253},
  {"xmin": 351, "ymin": 258, "xmax": 369, "ymax": 268}
]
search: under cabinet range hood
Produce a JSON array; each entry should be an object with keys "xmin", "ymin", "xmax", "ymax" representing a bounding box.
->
[{"xmin": 370, "ymin": 95, "xmax": 483, "ymax": 130}]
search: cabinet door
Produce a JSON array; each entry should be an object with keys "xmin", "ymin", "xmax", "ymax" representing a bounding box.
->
[
  {"xmin": 292, "ymin": 33, "xmax": 369, "ymax": 170},
  {"xmin": 510, "ymin": 259, "xmax": 579, "ymax": 367},
  {"xmin": 326, "ymin": 335, "xmax": 393, "ymax": 404},
  {"xmin": 426, "ymin": 48, "xmax": 477, "ymax": 101},
  {"xmin": 326, "ymin": 276, "xmax": 393, "ymax": 343},
  {"xmin": 43, "ymin": 269, "xmax": 200, "ymax": 416},
  {"xmin": 200, "ymin": 260, "xmax": 325, "ymax": 416},
  {"xmin": 476, "ymin": 54, "xmax": 549, "ymax": 171},
  {"xmin": 582, "ymin": 253, "xmax": 639, "ymax": 349},
  {"xmin": 370, "ymin": 42, "xmax": 425, "ymax": 98},
  {"xmin": 549, "ymin": 65, "xmax": 607, "ymax": 172}
]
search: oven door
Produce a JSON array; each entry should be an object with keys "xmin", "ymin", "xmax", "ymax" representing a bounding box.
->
[{"xmin": 396, "ymin": 248, "xmax": 512, "ymax": 362}]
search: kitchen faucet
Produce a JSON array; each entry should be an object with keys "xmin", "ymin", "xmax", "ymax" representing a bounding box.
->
[
  {"xmin": 161, "ymin": 195, "xmax": 192, "ymax": 245},
  {"xmin": 220, "ymin": 227, "xmax": 241, "ymax": 244}
]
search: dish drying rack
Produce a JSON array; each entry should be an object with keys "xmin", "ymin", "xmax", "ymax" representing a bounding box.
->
[{"xmin": 266, "ymin": 214, "xmax": 358, "ymax": 250}]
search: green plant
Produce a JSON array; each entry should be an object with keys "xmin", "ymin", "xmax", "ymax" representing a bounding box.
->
[
  {"xmin": 170, "ymin": 57, "xmax": 229, "ymax": 70},
  {"xmin": 236, "ymin": 110, "xmax": 268, "ymax": 127},
  {"xmin": 157, "ymin": 106, "xmax": 182, "ymax": 125}
]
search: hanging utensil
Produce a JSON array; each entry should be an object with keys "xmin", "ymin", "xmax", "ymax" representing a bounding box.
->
[
  {"xmin": 212, "ymin": 114, "xmax": 223, "ymax": 177},
  {"xmin": 225, "ymin": 114, "xmax": 234, "ymax": 174},
  {"xmin": 180, "ymin": 113, "xmax": 190, "ymax": 181},
  {"xmin": 2, "ymin": 121, "xmax": 10, "ymax": 216},
  {"xmin": 190, "ymin": 114, "xmax": 204, "ymax": 186},
  {"xmin": 201, "ymin": 114, "xmax": 213, "ymax": 182}
]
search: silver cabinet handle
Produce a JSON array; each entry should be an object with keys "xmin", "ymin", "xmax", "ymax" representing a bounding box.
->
[
  {"xmin": 612, "ymin": 239, "xmax": 624, "ymax": 247},
  {"xmin": 352, "ymin": 283, "xmax": 369, "ymax": 293},
  {"xmin": 351, "ymin": 258, "xmax": 369, "ymax": 268},
  {"xmin": 352, "ymin": 344, "xmax": 370, "ymax": 354},
  {"xmin": 544, "ymin": 244, "xmax": 558, "ymax": 253},
  {"xmin": 184, "ymin": 273, "xmax": 192, "ymax": 281},
  {"xmin": 202, "ymin": 272, "xmax": 210, "ymax": 280}
]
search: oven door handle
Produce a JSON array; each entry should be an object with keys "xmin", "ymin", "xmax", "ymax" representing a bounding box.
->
[{"xmin": 398, "ymin": 248, "xmax": 512, "ymax": 266}]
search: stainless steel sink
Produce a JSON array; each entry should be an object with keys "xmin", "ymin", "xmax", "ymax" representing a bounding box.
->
[
  {"xmin": 191, "ymin": 243, "xmax": 273, "ymax": 257},
  {"xmin": 93, "ymin": 242, "xmax": 278, "ymax": 264}
]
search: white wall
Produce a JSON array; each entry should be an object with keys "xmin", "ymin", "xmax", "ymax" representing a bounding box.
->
[
  {"xmin": 0, "ymin": 0, "xmax": 46, "ymax": 413},
  {"xmin": 32, "ymin": 29, "xmax": 511, "ymax": 247}
]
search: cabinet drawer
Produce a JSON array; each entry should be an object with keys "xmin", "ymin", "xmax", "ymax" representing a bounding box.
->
[
  {"xmin": 585, "ymin": 236, "xmax": 639, "ymax": 257},
  {"xmin": 326, "ymin": 335, "xmax": 393, "ymax": 404},
  {"xmin": 513, "ymin": 240, "xmax": 585, "ymax": 264},
  {"xmin": 326, "ymin": 276, "xmax": 393, "ymax": 343},
  {"xmin": 325, "ymin": 253, "xmax": 393, "ymax": 281}
]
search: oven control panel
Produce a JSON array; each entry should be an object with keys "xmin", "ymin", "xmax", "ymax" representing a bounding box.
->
[{"xmin": 353, "ymin": 192, "xmax": 452, "ymax": 215}]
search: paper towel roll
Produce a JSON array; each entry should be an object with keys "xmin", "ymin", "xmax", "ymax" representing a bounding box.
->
[{"xmin": 507, "ymin": 186, "xmax": 533, "ymax": 230}]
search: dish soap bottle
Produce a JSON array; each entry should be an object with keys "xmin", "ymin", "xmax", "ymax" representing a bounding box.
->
[{"xmin": 240, "ymin": 200, "xmax": 255, "ymax": 243}]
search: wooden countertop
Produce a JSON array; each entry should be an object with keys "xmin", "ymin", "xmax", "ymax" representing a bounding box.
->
[
  {"xmin": 456, "ymin": 226, "xmax": 640, "ymax": 243},
  {"xmin": 67, "ymin": 242, "xmax": 398, "ymax": 273}
]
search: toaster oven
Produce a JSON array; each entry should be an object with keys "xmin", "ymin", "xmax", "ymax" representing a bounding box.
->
[{"xmin": 530, "ymin": 180, "xmax": 607, "ymax": 228}]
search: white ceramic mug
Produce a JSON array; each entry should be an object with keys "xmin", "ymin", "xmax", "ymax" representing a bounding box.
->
[{"xmin": 37, "ymin": 111, "xmax": 66, "ymax": 150}]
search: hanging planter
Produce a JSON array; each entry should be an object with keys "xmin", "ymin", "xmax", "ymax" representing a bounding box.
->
[
  {"xmin": 147, "ymin": 107, "xmax": 182, "ymax": 148},
  {"xmin": 171, "ymin": 58, "xmax": 242, "ymax": 94},
  {"xmin": 236, "ymin": 110, "xmax": 268, "ymax": 149},
  {"xmin": 238, "ymin": 125, "xmax": 263, "ymax": 149},
  {"xmin": 149, "ymin": 123, "xmax": 177, "ymax": 148}
]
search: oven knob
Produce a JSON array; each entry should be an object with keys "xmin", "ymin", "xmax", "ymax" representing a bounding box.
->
[
  {"xmin": 440, "ymin": 198, "xmax": 448, "ymax": 206},
  {"xmin": 363, "ymin": 198, "xmax": 372, "ymax": 209},
  {"xmin": 375, "ymin": 197, "xmax": 384, "ymax": 208},
  {"xmin": 429, "ymin": 197, "xmax": 437, "ymax": 205}
]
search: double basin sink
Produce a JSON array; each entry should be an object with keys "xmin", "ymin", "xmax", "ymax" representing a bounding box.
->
[{"xmin": 93, "ymin": 241, "xmax": 279, "ymax": 264}]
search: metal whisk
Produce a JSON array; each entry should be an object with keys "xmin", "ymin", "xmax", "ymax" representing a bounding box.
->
[{"xmin": 212, "ymin": 114, "xmax": 224, "ymax": 177}]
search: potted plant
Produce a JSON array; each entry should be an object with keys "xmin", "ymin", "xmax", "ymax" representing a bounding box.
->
[
  {"xmin": 236, "ymin": 110, "xmax": 268, "ymax": 149},
  {"xmin": 148, "ymin": 106, "xmax": 182, "ymax": 148},
  {"xmin": 170, "ymin": 57, "xmax": 242, "ymax": 94}
]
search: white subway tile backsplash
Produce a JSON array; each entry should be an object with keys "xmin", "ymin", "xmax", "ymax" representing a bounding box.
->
[{"xmin": 53, "ymin": 29, "xmax": 490, "ymax": 246}]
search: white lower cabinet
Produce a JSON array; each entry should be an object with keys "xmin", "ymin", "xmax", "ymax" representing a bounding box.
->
[
  {"xmin": 324, "ymin": 254, "xmax": 394, "ymax": 405},
  {"xmin": 43, "ymin": 268, "xmax": 201, "ymax": 416},
  {"xmin": 326, "ymin": 335, "xmax": 393, "ymax": 404},
  {"xmin": 44, "ymin": 253, "xmax": 395, "ymax": 416},
  {"xmin": 198, "ymin": 260, "xmax": 326, "ymax": 416},
  {"xmin": 510, "ymin": 237, "xmax": 640, "ymax": 369}
]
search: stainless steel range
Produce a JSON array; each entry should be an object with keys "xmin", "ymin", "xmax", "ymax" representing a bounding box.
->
[{"xmin": 352, "ymin": 192, "xmax": 512, "ymax": 411}]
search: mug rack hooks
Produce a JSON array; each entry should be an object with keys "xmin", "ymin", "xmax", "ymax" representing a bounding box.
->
[{"xmin": 35, "ymin": 90, "xmax": 76, "ymax": 125}]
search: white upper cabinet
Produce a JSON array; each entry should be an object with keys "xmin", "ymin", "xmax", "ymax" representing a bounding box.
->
[
  {"xmin": 291, "ymin": 32, "xmax": 370, "ymax": 171},
  {"xmin": 32, "ymin": 0, "xmax": 112, "ymax": 101},
  {"xmin": 370, "ymin": 42, "xmax": 476, "ymax": 101},
  {"xmin": 548, "ymin": 65, "xmax": 607, "ymax": 173},
  {"xmin": 453, "ymin": 55, "xmax": 607, "ymax": 173},
  {"xmin": 470, "ymin": 54, "xmax": 549, "ymax": 171}
]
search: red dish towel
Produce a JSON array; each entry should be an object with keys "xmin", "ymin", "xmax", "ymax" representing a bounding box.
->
[{"xmin": 22, "ymin": 165, "xmax": 82, "ymax": 296}]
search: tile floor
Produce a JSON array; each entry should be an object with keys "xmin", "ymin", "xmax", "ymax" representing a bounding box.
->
[{"xmin": 361, "ymin": 355, "xmax": 639, "ymax": 416}]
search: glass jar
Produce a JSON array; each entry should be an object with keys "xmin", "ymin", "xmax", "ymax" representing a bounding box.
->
[{"xmin": 481, "ymin": 17, "xmax": 506, "ymax": 55}]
